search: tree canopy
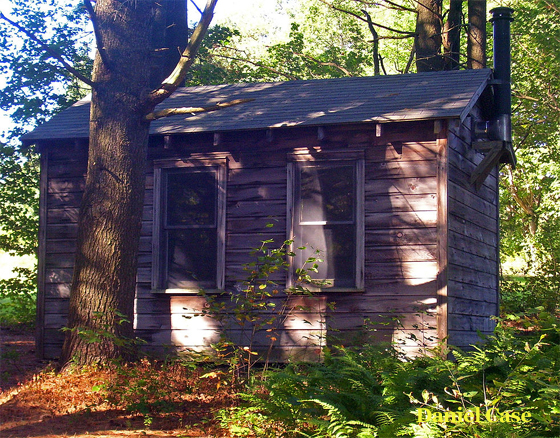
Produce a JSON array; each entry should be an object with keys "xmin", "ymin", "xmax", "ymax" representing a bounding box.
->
[{"xmin": 499, "ymin": 0, "xmax": 560, "ymax": 310}]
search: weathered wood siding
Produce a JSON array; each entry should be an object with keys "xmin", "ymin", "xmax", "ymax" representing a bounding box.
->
[
  {"xmin": 446, "ymin": 115, "xmax": 500, "ymax": 349},
  {"xmin": 39, "ymin": 142, "xmax": 87, "ymax": 358},
  {"xmin": 37, "ymin": 118, "xmax": 494, "ymax": 359},
  {"xmin": 362, "ymin": 122, "xmax": 440, "ymax": 354},
  {"xmin": 134, "ymin": 123, "xmax": 440, "ymax": 358}
]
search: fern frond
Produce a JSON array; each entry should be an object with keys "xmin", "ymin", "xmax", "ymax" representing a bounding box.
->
[
  {"xmin": 369, "ymin": 410, "xmax": 395, "ymax": 426},
  {"xmin": 301, "ymin": 398, "xmax": 379, "ymax": 438}
]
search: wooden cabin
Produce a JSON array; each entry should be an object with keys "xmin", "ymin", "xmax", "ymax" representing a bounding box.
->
[{"xmin": 24, "ymin": 68, "xmax": 514, "ymax": 360}]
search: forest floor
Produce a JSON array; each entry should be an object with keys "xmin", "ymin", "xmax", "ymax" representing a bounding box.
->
[{"xmin": 0, "ymin": 326, "xmax": 239, "ymax": 438}]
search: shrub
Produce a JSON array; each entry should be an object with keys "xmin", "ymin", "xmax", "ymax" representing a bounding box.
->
[
  {"xmin": 194, "ymin": 233, "xmax": 327, "ymax": 385},
  {"xmin": 0, "ymin": 266, "xmax": 36, "ymax": 327},
  {"xmin": 501, "ymin": 274, "xmax": 560, "ymax": 314},
  {"xmin": 100, "ymin": 358, "xmax": 194, "ymax": 418}
]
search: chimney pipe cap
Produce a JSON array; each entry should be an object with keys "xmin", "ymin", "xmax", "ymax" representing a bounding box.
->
[{"xmin": 490, "ymin": 7, "xmax": 514, "ymax": 22}]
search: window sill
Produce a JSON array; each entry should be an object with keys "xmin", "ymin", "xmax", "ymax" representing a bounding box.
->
[
  {"xmin": 290, "ymin": 286, "xmax": 365, "ymax": 294},
  {"xmin": 150, "ymin": 288, "xmax": 223, "ymax": 295}
]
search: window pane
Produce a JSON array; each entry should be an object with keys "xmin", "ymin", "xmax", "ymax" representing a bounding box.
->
[
  {"xmin": 300, "ymin": 165, "xmax": 354, "ymax": 223},
  {"xmin": 166, "ymin": 229, "xmax": 217, "ymax": 288},
  {"xmin": 166, "ymin": 171, "xmax": 216, "ymax": 227},
  {"xmin": 298, "ymin": 224, "xmax": 355, "ymax": 287}
]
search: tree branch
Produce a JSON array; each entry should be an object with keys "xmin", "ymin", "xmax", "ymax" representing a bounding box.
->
[
  {"xmin": 144, "ymin": 98, "xmax": 254, "ymax": 121},
  {"xmin": 84, "ymin": 0, "xmax": 111, "ymax": 69},
  {"xmin": 544, "ymin": 0, "xmax": 560, "ymax": 15},
  {"xmin": 546, "ymin": 89, "xmax": 560, "ymax": 113},
  {"xmin": 214, "ymin": 45, "xmax": 352, "ymax": 79},
  {"xmin": 404, "ymin": 45, "xmax": 415, "ymax": 73},
  {"xmin": 515, "ymin": 93, "xmax": 539, "ymax": 103},
  {"xmin": 368, "ymin": 34, "xmax": 418, "ymax": 41},
  {"xmin": 212, "ymin": 51, "xmax": 300, "ymax": 80},
  {"xmin": 380, "ymin": 0, "xmax": 416, "ymax": 13},
  {"xmin": 362, "ymin": 9, "xmax": 380, "ymax": 75},
  {"xmin": 293, "ymin": 52, "xmax": 354, "ymax": 76},
  {"xmin": 189, "ymin": 0, "xmax": 204, "ymax": 16},
  {"xmin": 316, "ymin": 0, "xmax": 415, "ymax": 36},
  {"xmin": 0, "ymin": 11, "xmax": 95, "ymax": 87},
  {"xmin": 147, "ymin": 0, "xmax": 218, "ymax": 107},
  {"xmin": 413, "ymin": 0, "xmax": 444, "ymax": 21},
  {"xmin": 342, "ymin": 0, "xmax": 416, "ymax": 13},
  {"xmin": 506, "ymin": 166, "xmax": 538, "ymax": 235}
]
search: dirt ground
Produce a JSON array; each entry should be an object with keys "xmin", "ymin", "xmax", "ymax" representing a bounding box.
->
[
  {"xmin": 1, "ymin": 326, "xmax": 46, "ymax": 391},
  {"xmin": 0, "ymin": 327, "xmax": 238, "ymax": 438}
]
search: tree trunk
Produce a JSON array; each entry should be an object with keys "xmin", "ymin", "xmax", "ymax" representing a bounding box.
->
[
  {"xmin": 60, "ymin": 0, "xmax": 158, "ymax": 366},
  {"xmin": 415, "ymin": 0, "xmax": 443, "ymax": 72},
  {"xmin": 59, "ymin": 0, "xmax": 217, "ymax": 367},
  {"xmin": 444, "ymin": 0, "xmax": 462, "ymax": 70},
  {"xmin": 150, "ymin": 0, "xmax": 189, "ymax": 88},
  {"xmin": 467, "ymin": 0, "xmax": 486, "ymax": 69}
]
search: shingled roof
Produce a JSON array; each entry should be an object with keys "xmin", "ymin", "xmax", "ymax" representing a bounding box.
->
[{"xmin": 23, "ymin": 69, "xmax": 492, "ymax": 142}]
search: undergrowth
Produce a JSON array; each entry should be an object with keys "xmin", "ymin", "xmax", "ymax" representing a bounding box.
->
[
  {"xmin": 51, "ymin": 235, "xmax": 560, "ymax": 437},
  {"xmin": 216, "ymin": 310, "xmax": 560, "ymax": 438},
  {"xmin": 10, "ymin": 233, "xmax": 558, "ymax": 437},
  {"xmin": 4, "ymin": 311, "xmax": 559, "ymax": 438}
]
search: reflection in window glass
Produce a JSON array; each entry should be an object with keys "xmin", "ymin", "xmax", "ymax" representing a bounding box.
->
[
  {"xmin": 166, "ymin": 172, "xmax": 216, "ymax": 226},
  {"xmin": 295, "ymin": 162, "xmax": 357, "ymax": 288},
  {"xmin": 299, "ymin": 224, "xmax": 355, "ymax": 287},
  {"xmin": 300, "ymin": 165, "xmax": 354, "ymax": 223},
  {"xmin": 166, "ymin": 229, "xmax": 217, "ymax": 288}
]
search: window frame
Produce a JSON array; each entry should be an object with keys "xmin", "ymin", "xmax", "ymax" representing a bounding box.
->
[
  {"xmin": 287, "ymin": 150, "xmax": 364, "ymax": 292},
  {"xmin": 152, "ymin": 157, "xmax": 227, "ymax": 293}
]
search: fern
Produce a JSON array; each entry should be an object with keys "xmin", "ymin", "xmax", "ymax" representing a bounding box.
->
[
  {"xmin": 301, "ymin": 398, "xmax": 378, "ymax": 438},
  {"xmin": 229, "ymin": 312, "xmax": 560, "ymax": 437}
]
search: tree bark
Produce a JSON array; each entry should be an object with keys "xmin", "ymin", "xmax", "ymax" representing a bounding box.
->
[
  {"xmin": 467, "ymin": 0, "xmax": 486, "ymax": 69},
  {"xmin": 60, "ymin": 0, "xmax": 217, "ymax": 367},
  {"xmin": 415, "ymin": 0, "xmax": 444, "ymax": 72},
  {"xmin": 444, "ymin": 0, "xmax": 462, "ymax": 70},
  {"xmin": 150, "ymin": 0, "xmax": 189, "ymax": 88},
  {"xmin": 60, "ymin": 0, "xmax": 155, "ymax": 365}
]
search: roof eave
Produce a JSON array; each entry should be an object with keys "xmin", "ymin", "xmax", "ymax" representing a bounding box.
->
[{"xmin": 459, "ymin": 71, "xmax": 493, "ymax": 122}]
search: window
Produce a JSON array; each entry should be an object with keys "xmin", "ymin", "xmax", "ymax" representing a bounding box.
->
[
  {"xmin": 288, "ymin": 152, "xmax": 364, "ymax": 290},
  {"xmin": 153, "ymin": 159, "xmax": 226, "ymax": 292}
]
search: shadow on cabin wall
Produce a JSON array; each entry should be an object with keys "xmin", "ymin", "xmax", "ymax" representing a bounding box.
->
[
  {"xmin": 139, "ymin": 282, "xmax": 440, "ymax": 361},
  {"xmin": 41, "ymin": 133, "xmax": 445, "ymax": 362},
  {"xmin": 137, "ymin": 135, "xmax": 443, "ymax": 361}
]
